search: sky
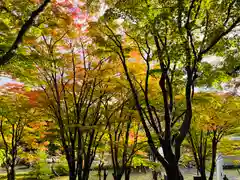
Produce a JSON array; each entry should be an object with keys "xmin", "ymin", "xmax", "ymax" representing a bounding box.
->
[{"xmin": 0, "ymin": 76, "xmax": 15, "ymax": 86}]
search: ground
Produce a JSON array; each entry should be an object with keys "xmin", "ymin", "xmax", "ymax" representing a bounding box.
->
[
  {"xmin": 0, "ymin": 167, "xmax": 239, "ymax": 179},
  {"xmin": 53, "ymin": 169, "xmax": 240, "ymax": 180}
]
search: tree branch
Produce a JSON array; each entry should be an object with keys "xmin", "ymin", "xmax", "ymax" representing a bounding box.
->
[
  {"xmin": 200, "ymin": 16, "xmax": 240, "ymax": 55},
  {"xmin": 223, "ymin": 0, "xmax": 237, "ymax": 26},
  {"xmin": 0, "ymin": 0, "xmax": 51, "ymax": 65}
]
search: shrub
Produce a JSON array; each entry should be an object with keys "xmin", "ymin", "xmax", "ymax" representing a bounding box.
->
[
  {"xmin": 26, "ymin": 151, "xmax": 53, "ymax": 180},
  {"xmin": 54, "ymin": 162, "xmax": 69, "ymax": 176},
  {"xmin": 51, "ymin": 155, "xmax": 69, "ymax": 176}
]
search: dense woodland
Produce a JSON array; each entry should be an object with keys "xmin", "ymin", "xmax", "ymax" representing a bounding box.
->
[{"xmin": 0, "ymin": 0, "xmax": 240, "ymax": 180}]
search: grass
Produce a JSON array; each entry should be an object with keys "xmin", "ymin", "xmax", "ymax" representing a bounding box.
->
[
  {"xmin": 0, "ymin": 167, "xmax": 31, "ymax": 180},
  {"xmin": 0, "ymin": 168, "xmax": 239, "ymax": 179},
  {"xmin": 53, "ymin": 169, "xmax": 240, "ymax": 180}
]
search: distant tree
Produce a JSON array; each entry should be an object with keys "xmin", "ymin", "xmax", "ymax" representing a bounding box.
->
[
  {"xmin": 18, "ymin": 30, "xmax": 126, "ymax": 180},
  {"xmin": 107, "ymin": 105, "xmax": 145, "ymax": 180},
  {"xmin": 0, "ymin": 84, "xmax": 40, "ymax": 180},
  {"xmin": 188, "ymin": 93, "xmax": 240, "ymax": 180}
]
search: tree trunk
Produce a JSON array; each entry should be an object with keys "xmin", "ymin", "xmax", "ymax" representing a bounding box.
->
[
  {"xmin": 152, "ymin": 170, "xmax": 158, "ymax": 180},
  {"xmin": 7, "ymin": 166, "xmax": 15, "ymax": 180},
  {"xmin": 6, "ymin": 162, "xmax": 15, "ymax": 180},
  {"xmin": 113, "ymin": 175, "xmax": 123, "ymax": 180},
  {"xmin": 98, "ymin": 164, "xmax": 102, "ymax": 180},
  {"xmin": 165, "ymin": 165, "xmax": 183, "ymax": 180},
  {"xmin": 103, "ymin": 169, "xmax": 108, "ymax": 180},
  {"xmin": 112, "ymin": 171, "xmax": 123, "ymax": 180},
  {"xmin": 199, "ymin": 168, "xmax": 207, "ymax": 180},
  {"xmin": 82, "ymin": 167, "xmax": 90, "ymax": 180},
  {"xmin": 125, "ymin": 167, "xmax": 131, "ymax": 180},
  {"xmin": 69, "ymin": 172, "xmax": 77, "ymax": 180},
  {"xmin": 7, "ymin": 173, "xmax": 14, "ymax": 180},
  {"xmin": 199, "ymin": 156, "xmax": 207, "ymax": 180},
  {"xmin": 209, "ymin": 141, "xmax": 217, "ymax": 180},
  {"xmin": 69, "ymin": 165, "xmax": 77, "ymax": 180},
  {"xmin": 161, "ymin": 142, "xmax": 183, "ymax": 180},
  {"xmin": 65, "ymin": 149, "xmax": 76, "ymax": 180}
]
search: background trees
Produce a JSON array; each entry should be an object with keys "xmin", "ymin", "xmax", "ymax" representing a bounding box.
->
[
  {"xmin": 87, "ymin": 0, "xmax": 240, "ymax": 179},
  {"xmin": 0, "ymin": 83, "xmax": 43, "ymax": 180},
  {"xmin": 188, "ymin": 93, "xmax": 240, "ymax": 180},
  {"xmin": 107, "ymin": 106, "xmax": 145, "ymax": 180}
]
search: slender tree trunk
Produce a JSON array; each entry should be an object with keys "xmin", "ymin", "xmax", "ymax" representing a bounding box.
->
[
  {"xmin": 7, "ymin": 167, "xmax": 15, "ymax": 180},
  {"xmin": 199, "ymin": 166, "xmax": 207, "ymax": 180},
  {"xmin": 113, "ymin": 174, "xmax": 123, "ymax": 180},
  {"xmin": 152, "ymin": 170, "xmax": 158, "ymax": 180},
  {"xmin": 103, "ymin": 169, "xmax": 108, "ymax": 180},
  {"xmin": 69, "ymin": 170, "xmax": 77, "ymax": 180},
  {"xmin": 150, "ymin": 148, "xmax": 159, "ymax": 180},
  {"xmin": 98, "ymin": 163, "xmax": 102, "ymax": 180},
  {"xmin": 6, "ymin": 162, "xmax": 15, "ymax": 180},
  {"xmin": 8, "ymin": 145, "xmax": 17, "ymax": 180},
  {"xmin": 199, "ymin": 141, "xmax": 207, "ymax": 180},
  {"xmin": 209, "ymin": 140, "xmax": 217, "ymax": 180},
  {"xmin": 5, "ymin": 166, "xmax": 10, "ymax": 180},
  {"xmin": 68, "ymin": 161, "xmax": 77, "ymax": 180},
  {"xmin": 82, "ymin": 167, "xmax": 91, "ymax": 180},
  {"xmin": 7, "ymin": 173, "xmax": 13, "ymax": 180},
  {"xmin": 199, "ymin": 151, "xmax": 207, "ymax": 180},
  {"xmin": 125, "ymin": 166, "xmax": 131, "ymax": 180}
]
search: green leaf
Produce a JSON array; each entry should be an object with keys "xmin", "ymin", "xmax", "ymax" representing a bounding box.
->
[{"xmin": 149, "ymin": 69, "xmax": 162, "ymax": 76}]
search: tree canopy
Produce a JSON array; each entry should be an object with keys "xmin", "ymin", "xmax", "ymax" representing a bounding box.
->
[{"xmin": 0, "ymin": 0, "xmax": 239, "ymax": 180}]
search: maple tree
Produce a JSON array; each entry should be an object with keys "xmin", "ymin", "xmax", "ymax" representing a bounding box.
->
[
  {"xmin": 0, "ymin": 0, "xmax": 239, "ymax": 180},
  {"xmin": 88, "ymin": 0, "xmax": 240, "ymax": 179},
  {"xmin": 0, "ymin": 83, "xmax": 46, "ymax": 180},
  {"xmin": 13, "ymin": 25, "xmax": 126, "ymax": 179},
  {"xmin": 0, "ymin": 0, "xmax": 91, "ymax": 65},
  {"xmin": 188, "ymin": 93, "xmax": 240, "ymax": 180},
  {"xmin": 107, "ymin": 104, "xmax": 146, "ymax": 180}
]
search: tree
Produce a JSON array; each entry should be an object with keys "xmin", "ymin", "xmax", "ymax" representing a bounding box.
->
[
  {"xmin": 88, "ymin": 0, "xmax": 240, "ymax": 179},
  {"xmin": 14, "ymin": 27, "xmax": 125, "ymax": 179},
  {"xmin": 94, "ymin": 134, "xmax": 109, "ymax": 180},
  {"xmin": 107, "ymin": 105, "xmax": 145, "ymax": 180},
  {"xmin": 0, "ymin": 84, "xmax": 40, "ymax": 180},
  {"xmin": 188, "ymin": 93, "xmax": 240, "ymax": 180}
]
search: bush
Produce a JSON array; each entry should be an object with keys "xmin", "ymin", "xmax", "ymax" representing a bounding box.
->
[
  {"xmin": 26, "ymin": 151, "xmax": 53, "ymax": 180},
  {"xmin": 51, "ymin": 155, "xmax": 69, "ymax": 176},
  {"xmin": 53, "ymin": 162, "xmax": 69, "ymax": 176}
]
